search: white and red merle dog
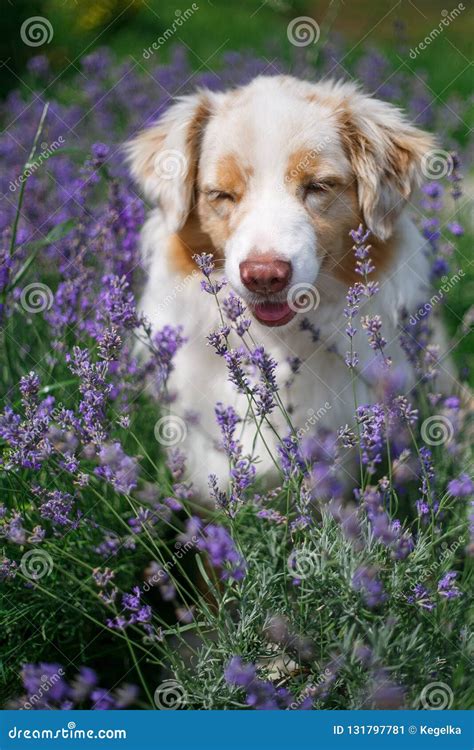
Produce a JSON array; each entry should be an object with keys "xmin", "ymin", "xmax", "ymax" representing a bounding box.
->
[{"xmin": 127, "ymin": 75, "xmax": 453, "ymax": 498}]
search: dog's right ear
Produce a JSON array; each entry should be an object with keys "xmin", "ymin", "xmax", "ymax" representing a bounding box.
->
[{"xmin": 125, "ymin": 92, "xmax": 212, "ymax": 232}]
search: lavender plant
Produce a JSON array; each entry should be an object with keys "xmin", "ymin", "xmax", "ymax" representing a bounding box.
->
[{"xmin": 0, "ymin": 41, "xmax": 472, "ymax": 711}]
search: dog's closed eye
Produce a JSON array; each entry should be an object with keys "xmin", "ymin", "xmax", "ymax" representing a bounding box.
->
[
  {"xmin": 302, "ymin": 179, "xmax": 337, "ymax": 201},
  {"xmin": 205, "ymin": 189, "xmax": 236, "ymax": 203}
]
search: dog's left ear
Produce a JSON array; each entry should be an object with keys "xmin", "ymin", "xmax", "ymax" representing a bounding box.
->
[
  {"xmin": 125, "ymin": 92, "xmax": 212, "ymax": 232},
  {"xmin": 338, "ymin": 92, "xmax": 435, "ymax": 241}
]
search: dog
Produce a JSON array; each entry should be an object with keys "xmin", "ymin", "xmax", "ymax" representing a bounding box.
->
[{"xmin": 126, "ymin": 75, "xmax": 454, "ymax": 500}]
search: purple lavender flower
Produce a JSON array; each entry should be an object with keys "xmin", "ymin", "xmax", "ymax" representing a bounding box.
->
[
  {"xmin": 407, "ymin": 583, "xmax": 435, "ymax": 611},
  {"xmin": 299, "ymin": 317, "xmax": 320, "ymax": 342},
  {"xmin": 99, "ymin": 275, "xmax": 140, "ymax": 329},
  {"xmin": 12, "ymin": 662, "xmax": 138, "ymax": 710},
  {"xmin": 350, "ymin": 225, "xmax": 374, "ymax": 277},
  {"xmin": 251, "ymin": 346, "xmax": 278, "ymax": 416},
  {"xmin": 356, "ymin": 404, "xmax": 385, "ymax": 475},
  {"xmin": 222, "ymin": 291, "xmax": 246, "ymax": 322},
  {"xmin": 91, "ymin": 143, "xmax": 110, "ymax": 167},
  {"xmin": 148, "ymin": 325, "xmax": 186, "ymax": 390},
  {"xmin": 36, "ymin": 489, "xmax": 77, "ymax": 528},
  {"xmin": 96, "ymin": 442, "xmax": 138, "ymax": 494},
  {"xmin": 367, "ymin": 668, "xmax": 405, "ymax": 709},
  {"xmin": 194, "ymin": 252, "xmax": 226, "ymax": 294},
  {"xmin": 197, "ymin": 524, "xmax": 246, "ymax": 583},
  {"xmin": 448, "ymin": 474, "xmax": 473, "ymax": 498},
  {"xmin": 437, "ymin": 571, "xmax": 461, "ymax": 599},
  {"xmin": 352, "ymin": 566, "xmax": 387, "ymax": 608},
  {"xmin": 0, "ymin": 557, "xmax": 18, "ymax": 581},
  {"xmin": 361, "ymin": 314, "xmax": 391, "ymax": 366},
  {"xmin": 416, "ymin": 446, "xmax": 437, "ymax": 519},
  {"xmin": 223, "ymin": 347, "xmax": 252, "ymax": 395},
  {"xmin": 447, "ymin": 151, "xmax": 463, "ymax": 201}
]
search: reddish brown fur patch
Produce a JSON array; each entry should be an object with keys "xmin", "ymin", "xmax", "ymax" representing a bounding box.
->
[
  {"xmin": 285, "ymin": 148, "xmax": 321, "ymax": 186},
  {"xmin": 313, "ymin": 181, "xmax": 397, "ymax": 285},
  {"xmin": 195, "ymin": 153, "xmax": 253, "ymax": 251},
  {"xmin": 338, "ymin": 106, "xmax": 374, "ymax": 171},
  {"xmin": 166, "ymin": 98, "xmax": 222, "ymax": 275},
  {"xmin": 197, "ymin": 194, "xmax": 233, "ymax": 249},
  {"xmin": 327, "ymin": 232, "xmax": 398, "ymax": 286},
  {"xmin": 215, "ymin": 153, "xmax": 253, "ymax": 198},
  {"xmin": 185, "ymin": 98, "xmax": 213, "ymax": 186},
  {"xmin": 169, "ymin": 207, "xmax": 220, "ymax": 275}
]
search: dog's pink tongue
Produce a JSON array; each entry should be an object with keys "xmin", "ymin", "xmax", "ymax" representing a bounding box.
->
[{"xmin": 252, "ymin": 301, "xmax": 295, "ymax": 326}]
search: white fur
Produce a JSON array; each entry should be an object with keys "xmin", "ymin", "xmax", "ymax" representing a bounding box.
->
[{"xmin": 127, "ymin": 76, "xmax": 456, "ymax": 502}]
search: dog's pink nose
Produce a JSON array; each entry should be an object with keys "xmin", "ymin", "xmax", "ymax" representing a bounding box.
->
[{"xmin": 239, "ymin": 257, "xmax": 292, "ymax": 295}]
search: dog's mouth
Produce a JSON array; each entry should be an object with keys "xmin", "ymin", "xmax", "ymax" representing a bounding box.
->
[{"xmin": 249, "ymin": 301, "xmax": 297, "ymax": 327}]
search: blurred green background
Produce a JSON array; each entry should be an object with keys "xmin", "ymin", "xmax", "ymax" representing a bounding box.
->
[
  {"xmin": 1, "ymin": 0, "xmax": 472, "ymax": 375},
  {"xmin": 1, "ymin": 0, "xmax": 472, "ymax": 100}
]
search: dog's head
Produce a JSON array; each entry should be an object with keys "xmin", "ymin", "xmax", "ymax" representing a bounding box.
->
[{"xmin": 127, "ymin": 76, "xmax": 434, "ymax": 327}]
